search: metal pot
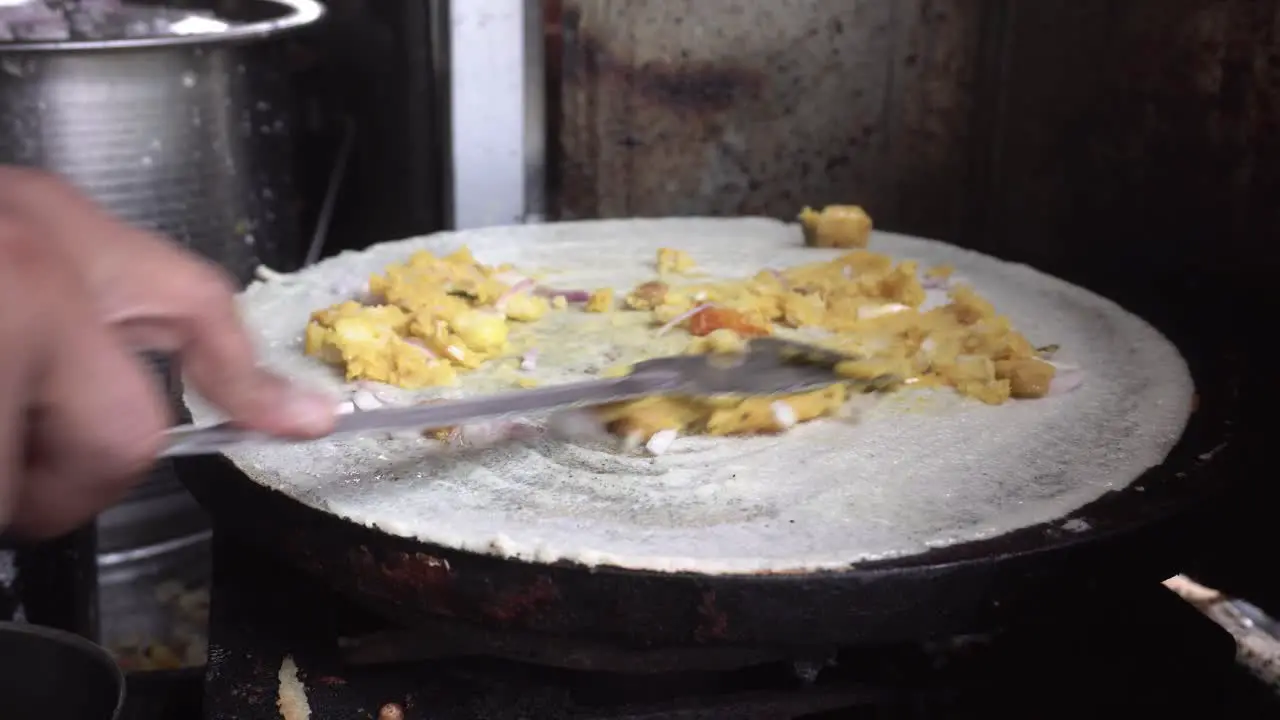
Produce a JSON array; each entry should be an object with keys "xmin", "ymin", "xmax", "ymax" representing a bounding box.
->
[
  {"xmin": 0, "ymin": 621, "xmax": 125, "ymax": 720},
  {"xmin": 0, "ymin": 0, "xmax": 326, "ymax": 640},
  {"xmin": 0, "ymin": 0, "xmax": 324, "ymax": 279}
]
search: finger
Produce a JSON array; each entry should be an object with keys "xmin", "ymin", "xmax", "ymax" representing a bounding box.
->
[
  {"xmin": 16, "ymin": 342, "xmax": 169, "ymax": 539},
  {"xmin": 0, "ymin": 359, "xmax": 22, "ymax": 531},
  {"xmin": 0, "ymin": 249, "xmax": 35, "ymax": 530},
  {"xmin": 0, "ymin": 225, "xmax": 169, "ymax": 539},
  {"xmin": 0, "ymin": 171, "xmax": 334, "ymax": 438},
  {"xmin": 158, "ymin": 261, "xmax": 335, "ymax": 438}
]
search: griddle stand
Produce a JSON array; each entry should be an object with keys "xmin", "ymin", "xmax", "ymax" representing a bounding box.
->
[{"xmin": 202, "ymin": 528, "xmax": 1280, "ymax": 719}]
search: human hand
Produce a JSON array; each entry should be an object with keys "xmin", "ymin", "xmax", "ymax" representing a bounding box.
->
[{"xmin": 0, "ymin": 167, "xmax": 335, "ymax": 538}]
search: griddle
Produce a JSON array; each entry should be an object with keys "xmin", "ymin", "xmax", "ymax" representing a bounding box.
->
[
  {"xmin": 200, "ymin": 532, "xmax": 1280, "ymax": 719},
  {"xmin": 176, "ymin": 269, "xmax": 1249, "ymax": 648}
]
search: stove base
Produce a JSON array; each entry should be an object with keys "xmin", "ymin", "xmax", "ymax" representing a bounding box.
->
[{"xmin": 201, "ymin": 532, "xmax": 1280, "ymax": 719}]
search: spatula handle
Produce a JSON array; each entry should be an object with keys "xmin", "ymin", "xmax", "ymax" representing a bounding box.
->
[{"xmin": 161, "ymin": 372, "xmax": 676, "ymax": 458}]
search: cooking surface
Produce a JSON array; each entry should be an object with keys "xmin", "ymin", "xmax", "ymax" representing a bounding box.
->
[
  {"xmin": 186, "ymin": 533, "xmax": 1280, "ymax": 719},
  {"xmin": 186, "ymin": 217, "xmax": 1193, "ymax": 574}
]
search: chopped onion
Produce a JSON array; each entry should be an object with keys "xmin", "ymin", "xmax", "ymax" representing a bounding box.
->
[
  {"xmin": 546, "ymin": 409, "xmax": 610, "ymax": 442},
  {"xmin": 403, "ymin": 337, "xmax": 437, "ymax": 359},
  {"xmin": 336, "ymin": 400, "xmax": 356, "ymax": 415},
  {"xmin": 351, "ymin": 390, "xmax": 382, "ymax": 411},
  {"xmin": 856, "ymin": 303, "xmax": 911, "ymax": 321},
  {"xmin": 253, "ymin": 265, "xmax": 289, "ymax": 283},
  {"xmin": 356, "ymin": 382, "xmax": 412, "ymax": 407},
  {"xmin": 645, "ymin": 429, "xmax": 679, "ymax": 456},
  {"xmin": 921, "ymin": 272, "xmax": 969, "ymax": 291},
  {"xmin": 520, "ymin": 350, "xmax": 539, "ymax": 371},
  {"xmin": 506, "ymin": 422, "xmax": 544, "ymax": 443},
  {"xmin": 535, "ymin": 287, "xmax": 591, "ymax": 303},
  {"xmin": 620, "ymin": 431, "xmax": 644, "ymax": 454},
  {"xmin": 494, "ymin": 271, "xmax": 530, "ymax": 286},
  {"xmin": 770, "ymin": 401, "xmax": 798, "ymax": 430},
  {"xmin": 496, "ymin": 278, "xmax": 536, "ymax": 309},
  {"xmin": 440, "ymin": 419, "xmax": 544, "ymax": 448},
  {"xmin": 1046, "ymin": 361, "xmax": 1085, "ymax": 396},
  {"xmin": 451, "ymin": 421, "xmax": 519, "ymax": 448},
  {"xmin": 656, "ymin": 303, "xmax": 712, "ymax": 336}
]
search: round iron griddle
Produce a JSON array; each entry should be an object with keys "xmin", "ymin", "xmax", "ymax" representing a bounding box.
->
[{"xmin": 176, "ymin": 269, "xmax": 1246, "ymax": 649}]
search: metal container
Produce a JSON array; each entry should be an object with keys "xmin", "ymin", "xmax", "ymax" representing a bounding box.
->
[
  {"xmin": 97, "ymin": 502, "xmax": 210, "ymax": 669},
  {"xmin": 0, "ymin": 621, "xmax": 125, "ymax": 720},
  {"xmin": 0, "ymin": 0, "xmax": 324, "ymax": 278},
  {"xmin": 0, "ymin": 0, "xmax": 325, "ymax": 644}
]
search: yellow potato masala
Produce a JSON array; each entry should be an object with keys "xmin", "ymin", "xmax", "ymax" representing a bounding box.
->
[{"xmin": 303, "ymin": 206, "xmax": 1058, "ymax": 444}]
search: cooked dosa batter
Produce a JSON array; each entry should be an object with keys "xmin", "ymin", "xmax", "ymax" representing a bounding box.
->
[{"xmin": 184, "ymin": 218, "xmax": 1194, "ymax": 574}]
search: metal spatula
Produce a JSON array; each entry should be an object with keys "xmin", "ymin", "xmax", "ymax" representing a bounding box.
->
[{"xmin": 160, "ymin": 337, "xmax": 892, "ymax": 458}]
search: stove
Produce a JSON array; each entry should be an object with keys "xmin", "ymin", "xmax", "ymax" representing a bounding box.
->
[{"xmin": 192, "ymin": 531, "xmax": 1280, "ymax": 719}]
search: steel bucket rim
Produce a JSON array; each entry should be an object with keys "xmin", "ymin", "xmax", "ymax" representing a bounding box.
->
[{"xmin": 0, "ymin": 0, "xmax": 325, "ymax": 53}]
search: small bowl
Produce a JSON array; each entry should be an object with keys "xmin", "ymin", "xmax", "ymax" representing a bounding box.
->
[{"xmin": 0, "ymin": 622, "xmax": 125, "ymax": 720}]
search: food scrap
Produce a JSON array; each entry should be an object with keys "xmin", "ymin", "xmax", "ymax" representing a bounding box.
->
[
  {"xmin": 585, "ymin": 288, "xmax": 614, "ymax": 312},
  {"xmin": 657, "ymin": 247, "xmax": 696, "ymax": 274},
  {"xmin": 799, "ymin": 204, "xmax": 872, "ymax": 248},
  {"xmin": 304, "ymin": 205, "xmax": 1073, "ymax": 449},
  {"xmin": 277, "ymin": 655, "xmax": 311, "ymax": 720}
]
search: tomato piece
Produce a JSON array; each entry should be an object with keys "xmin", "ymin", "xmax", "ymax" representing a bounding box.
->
[{"xmin": 687, "ymin": 307, "xmax": 769, "ymax": 337}]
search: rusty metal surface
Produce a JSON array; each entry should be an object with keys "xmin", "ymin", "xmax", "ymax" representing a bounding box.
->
[
  {"xmin": 337, "ymin": 620, "xmax": 803, "ymax": 673},
  {"xmin": 552, "ymin": 0, "xmax": 982, "ymax": 240},
  {"xmin": 202, "ymin": 531, "xmax": 1280, "ymax": 719},
  {"xmin": 974, "ymin": 0, "xmax": 1280, "ymax": 275},
  {"xmin": 550, "ymin": 0, "xmax": 1280, "ymax": 285},
  {"xmin": 205, "ymin": 532, "xmax": 884, "ymax": 720}
]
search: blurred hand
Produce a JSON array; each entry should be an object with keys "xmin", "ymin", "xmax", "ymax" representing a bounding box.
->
[{"xmin": 0, "ymin": 167, "xmax": 334, "ymax": 539}]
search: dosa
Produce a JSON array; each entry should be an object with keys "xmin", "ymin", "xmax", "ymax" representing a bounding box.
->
[{"xmin": 184, "ymin": 218, "xmax": 1193, "ymax": 575}]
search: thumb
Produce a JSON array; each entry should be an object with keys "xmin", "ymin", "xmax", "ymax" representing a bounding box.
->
[
  {"xmin": 114, "ymin": 267, "xmax": 337, "ymax": 438},
  {"xmin": 177, "ymin": 296, "xmax": 337, "ymax": 437}
]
